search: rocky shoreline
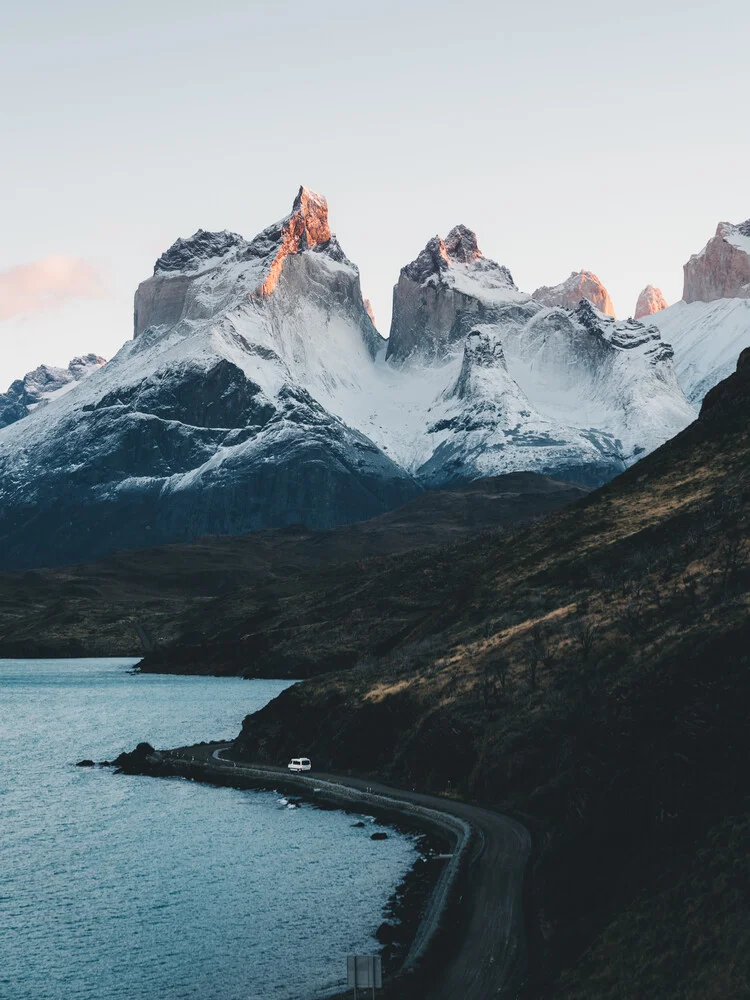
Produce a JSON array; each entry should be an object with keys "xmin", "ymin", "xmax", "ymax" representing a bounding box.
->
[{"xmin": 108, "ymin": 741, "xmax": 475, "ymax": 998}]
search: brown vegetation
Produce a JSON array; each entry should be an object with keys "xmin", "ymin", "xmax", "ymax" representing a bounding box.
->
[
  {"xmin": 234, "ymin": 350, "xmax": 750, "ymax": 996},
  {"xmin": 0, "ymin": 473, "xmax": 586, "ymax": 663}
]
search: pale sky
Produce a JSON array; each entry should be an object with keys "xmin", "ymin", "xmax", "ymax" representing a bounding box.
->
[{"xmin": 0, "ymin": 0, "xmax": 748, "ymax": 387}]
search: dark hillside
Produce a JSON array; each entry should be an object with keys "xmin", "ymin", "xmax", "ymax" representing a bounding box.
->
[
  {"xmin": 0, "ymin": 473, "xmax": 585, "ymax": 661},
  {"xmin": 230, "ymin": 350, "xmax": 750, "ymax": 996}
]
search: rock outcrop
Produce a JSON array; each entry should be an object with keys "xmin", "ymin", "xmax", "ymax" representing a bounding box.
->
[
  {"xmin": 387, "ymin": 225, "xmax": 521, "ymax": 362},
  {"xmin": 0, "ymin": 354, "xmax": 106, "ymax": 429},
  {"xmin": 646, "ymin": 217, "xmax": 750, "ymax": 405},
  {"xmin": 532, "ymin": 270, "xmax": 615, "ymax": 317},
  {"xmin": 363, "ymin": 298, "xmax": 376, "ymax": 326},
  {"xmin": 634, "ymin": 285, "xmax": 668, "ymax": 319},
  {"xmin": 683, "ymin": 219, "xmax": 750, "ymax": 302},
  {"xmin": 133, "ymin": 187, "xmax": 339, "ymax": 339}
]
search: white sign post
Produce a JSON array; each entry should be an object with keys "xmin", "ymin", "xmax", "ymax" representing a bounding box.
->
[{"xmin": 347, "ymin": 955, "xmax": 382, "ymax": 999}]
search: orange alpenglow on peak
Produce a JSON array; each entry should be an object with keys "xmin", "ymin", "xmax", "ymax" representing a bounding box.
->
[
  {"xmin": 634, "ymin": 285, "xmax": 668, "ymax": 319},
  {"xmin": 258, "ymin": 186, "xmax": 332, "ymax": 296},
  {"xmin": 363, "ymin": 297, "xmax": 376, "ymax": 326},
  {"xmin": 532, "ymin": 270, "xmax": 616, "ymax": 317},
  {"xmin": 443, "ymin": 224, "xmax": 483, "ymax": 263},
  {"xmin": 291, "ymin": 186, "xmax": 331, "ymax": 246}
]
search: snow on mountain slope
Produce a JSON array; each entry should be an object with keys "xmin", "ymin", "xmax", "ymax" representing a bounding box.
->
[
  {"xmin": 386, "ymin": 225, "xmax": 526, "ymax": 364},
  {"xmin": 639, "ymin": 217, "xmax": 750, "ymax": 406},
  {"xmin": 368, "ymin": 230, "xmax": 695, "ymax": 487},
  {"xmin": 0, "ymin": 189, "xmax": 418, "ymax": 570},
  {"xmin": 648, "ymin": 298, "xmax": 750, "ymax": 406},
  {"xmin": 0, "ymin": 353, "xmax": 106, "ymax": 429},
  {"xmin": 0, "ymin": 192, "xmax": 702, "ymax": 570}
]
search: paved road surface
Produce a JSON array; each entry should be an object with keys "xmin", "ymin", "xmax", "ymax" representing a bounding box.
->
[{"xmin": 171, "ymin": 743, "xmax": 531, "ymax": 999}]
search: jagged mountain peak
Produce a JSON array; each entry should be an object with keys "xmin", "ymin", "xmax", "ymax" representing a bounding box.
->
[
  {"xmin": 444, "ymin": 225, "xmax": 482, "ymax": 263},
  {"xmin": 290, "ymin": 185, "xmax": 331, "ymax": 245},
  {"xmin": 150, "ymin": 187, "xmax": 332, "ymax": 283},
  {"xmin": 401, "ymin": 234, "xmax": 450, "ymax": 284},
  {"xmin": 401, "ymin": 227, "xmax": 515, "ymax": 290},
  {"xmin": 0, "ymin": 352, "xmax": 106, "ymax": 429},
  {"xmin": 388, "ymin": 227, "xmax": 520, "ymax": 361},
  {"xmin": 683, "ymin": 215, "xmax": 750, "ymax": 303},
  {"xmin": 573, "ymin": 300, "xmax": 669, "ymax": 356},
  {"xmin": 253, "ymin": 185, "xmax": 334, "ymax": 298},
  {"xmin": 155, "ymin": 229, "xmax": 246, "ymax": 274},
  {"xmin": 134, "ymin": 186, "xmax": 362, "ymax": 339},
  {"xmin": 716, "ymin": 217, "xmax": 750, "ymax": 247},
  {"xmin": 532, "ymin": 270, "xmax": 616, "ymax": 317},
  {"xmin": 0, "ymin": 193, "xmax": 710, "ymax": 571},
  {"xmin": 634, "ymin": 284, "xmax": 668, "ymax": 319}
]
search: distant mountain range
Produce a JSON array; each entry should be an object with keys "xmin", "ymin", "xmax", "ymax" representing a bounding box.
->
[
  {"xmin": 0, "ymin": 353, "xmax": 105, "ymax": 428},
  {"xmin": 0, "ymin": 189, "xmax": 747, "ymax": 570}
]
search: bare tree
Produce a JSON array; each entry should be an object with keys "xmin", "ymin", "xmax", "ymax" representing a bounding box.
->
[
  {"xmin": 717, "ymin": 531, "xmax": 748, "ymax": 593},
  {"xmin": 622, "ymin": 599, "xmax": 648, "ymax": 638},
  {"xmin": 524, "ymin": 641, "xmax": 539, "ymax": 692},
  {"xmin": 481, "ymin": 654, "xmax": 511, "ymax": 711},
  {"xmin": 531, "ymin": 625, "xmax": 556, "ymax": 670},
  {"xmin": 493, "ymin": 655, "xmax": 511, "ymax": 695},
  {"xmin": 573, "ymin": 619, "xmax": 598, "ymax": 662},
  {"xmin": 681, "ymin": 570, "xmax": 700, "ymax": 610}
]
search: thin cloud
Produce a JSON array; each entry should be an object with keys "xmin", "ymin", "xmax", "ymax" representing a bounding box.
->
[{"xmin": 0, "ymin": 257, "xmax": 107, "ymax": 322}]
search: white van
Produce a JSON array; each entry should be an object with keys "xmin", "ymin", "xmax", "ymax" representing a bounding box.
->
[{"xmin": 287, "ymin": 757, "xmax": 312, "ymax": 772}]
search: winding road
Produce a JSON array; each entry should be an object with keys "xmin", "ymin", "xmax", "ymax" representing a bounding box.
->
[{"xmin": 161, "ymin": 743, "xmax": 531, "ymax": 999}]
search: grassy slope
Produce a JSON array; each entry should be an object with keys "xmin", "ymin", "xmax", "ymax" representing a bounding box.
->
[
  {"xmin": 0, "ymin": 473, "xmax": 585, "ymax": 663},
  {"xmin": 233, "ymin": 351, "xmax": 750, "ymax": 996}
]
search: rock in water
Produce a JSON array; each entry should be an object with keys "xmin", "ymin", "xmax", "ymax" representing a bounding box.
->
[
  {"xmin": 634, "ymin": 285, "xmax": 668, "ymax": 319},
  {"xmin": 112, "ymin": 742, "xmax": 157, "ymax": 773}
]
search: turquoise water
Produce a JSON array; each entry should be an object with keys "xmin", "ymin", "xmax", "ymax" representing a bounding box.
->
[{"xmin": 0, "ymin": 659, "xmax": 417, "ymax": 1000}]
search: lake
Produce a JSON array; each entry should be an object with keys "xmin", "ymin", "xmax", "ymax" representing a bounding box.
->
[{"xmin": 0, "ymin": 658, "xmax": 418, "ymax": 1000}]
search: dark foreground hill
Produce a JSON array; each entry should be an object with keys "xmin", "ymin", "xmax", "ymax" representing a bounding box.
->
[
  {"xmin": 0, "ymin": 473, "xmax": 586, "ymax": 661},
  {"xmin": 227, "ymin": 351, "xmax": 750, "ymax": 997}
]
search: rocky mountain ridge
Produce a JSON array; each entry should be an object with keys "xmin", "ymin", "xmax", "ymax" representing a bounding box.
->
[
  {"xmin": 0, "ymin": 189, "xmax": 417, "ymax": 570},
  {"xmin": 0, "ymin": 353, "xmax": 106, "ymax": 429},
  {"xmin": 645, "ymin": 215, "xmax": 750, "ymax": 404},
  {"xmin": 3, "ymin": 190, "xmax": 745, "ymax": 571},
  {"xmin": 683, "ymin": 218, "xmax": 750, "ymax": 302},
  {"xmin": 532, "ymin": 270, "xmax": 616, "ymax": 317},
  {"xmin": 376, "ymin": 231, "xmax": 693, "ymax": 489}
]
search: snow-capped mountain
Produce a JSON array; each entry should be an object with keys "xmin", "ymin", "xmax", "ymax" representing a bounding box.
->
[
  {"xmin": 648, "ymin": 299, "xmax": 750, "ymax": 406},
  {"xmin": 645, "ymin": 218, "xmax": 750, "ymax": 405},
  {"xmin": 0, "ymin": 353, "xmax": 105, "ymax": 429},
  {"xmin": 0, "ymin": 188, "xmax": 419, "ymax": 570},
  {"xmin": 0, "ymin": 190, "xmax": 698, "ymax": 570},
  {"xmin": 369, "ymin": 231, "xmax": 693, "ymax": 487}
]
